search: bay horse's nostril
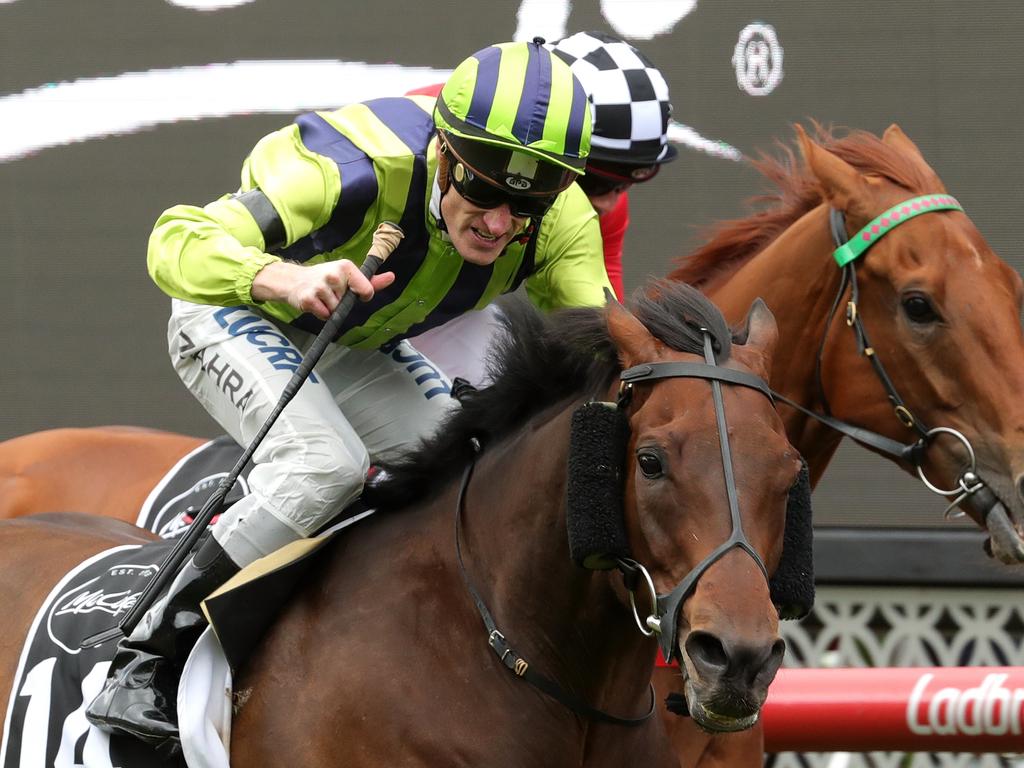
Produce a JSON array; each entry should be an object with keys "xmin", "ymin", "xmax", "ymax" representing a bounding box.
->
[
  {"xmin": 685, "ymin": 631, "xmax": 729, "ymax": 680},
  {"xmin": 686, "ymin": 631, "xmax": 787, "ymax": 689}
]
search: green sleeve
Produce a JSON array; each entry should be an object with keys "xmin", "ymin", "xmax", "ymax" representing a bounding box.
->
[
  {"xmin": 525, "ymin": 184, "xmax": 612, "ymax": 312},
  {"xmin": 147, "ymin": 122, "xmax": 341, "ymax": 306}
]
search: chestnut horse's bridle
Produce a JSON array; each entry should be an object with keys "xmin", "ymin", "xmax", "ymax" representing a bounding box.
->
[
  {"xmin": 773, "ymin": 194, "xmax": 997, "ymax": 519},
  {"xmin": 453, "ymin": 331, "xmax": 774, "ymax": 725}
]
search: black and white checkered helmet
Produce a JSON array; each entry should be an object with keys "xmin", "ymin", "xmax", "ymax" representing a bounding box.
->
[{"xmin": 547, "ymin": 31, "xmax": 677, "ymax": 167}]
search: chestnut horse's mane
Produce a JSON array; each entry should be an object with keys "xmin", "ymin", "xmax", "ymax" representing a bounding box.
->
[{"xmin": 669, "ymin": 124, "xmax": 936, "ymax": 288}]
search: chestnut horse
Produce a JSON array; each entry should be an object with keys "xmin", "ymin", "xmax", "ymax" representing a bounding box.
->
[
  {"xmin": 0, "ymin": 286, "xmax": 801, "ymax": 767},
  {"xmin": 658, "ymin": 124, "xmax": 1024, "ymax": 765},
  {"xmin": 0, "ymin": 426, "xmax": 204, "ymax": 522}
]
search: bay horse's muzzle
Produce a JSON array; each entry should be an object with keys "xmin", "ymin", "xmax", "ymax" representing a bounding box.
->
[{"xmin": 681, "ymin": 629, "xmax": 786, "ymax": 732}]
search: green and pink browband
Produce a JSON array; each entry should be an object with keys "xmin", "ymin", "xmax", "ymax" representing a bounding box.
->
[{"xmin": 833, "ymin": 194, "xmax": 963, "ymax": 268}]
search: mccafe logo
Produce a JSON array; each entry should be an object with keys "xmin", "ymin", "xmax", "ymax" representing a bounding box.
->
[{"xmin": 906, "ymin": 672, "xmax": 1024, "ymax": 736}]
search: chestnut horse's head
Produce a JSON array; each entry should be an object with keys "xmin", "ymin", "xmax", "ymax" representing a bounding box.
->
[
  {"xmin": 796, "ymin": 124, "xmax": 1024, "ymax": 562},
  {"xmin": 604, "ymin": 283, "xmax": 801, "ymax": 732}
]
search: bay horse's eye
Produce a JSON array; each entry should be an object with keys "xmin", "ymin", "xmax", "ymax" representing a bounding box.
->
[
  {"xmin": 637, "ymin": 451, "xmax": 664, "ymax": 478},
  {"xmin": 902, "ymin": 293, "xmax": 940, "ymax": 324}
]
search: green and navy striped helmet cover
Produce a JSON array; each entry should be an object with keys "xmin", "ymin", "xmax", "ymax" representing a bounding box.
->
[{"xmin": 435, "ymin": 41, "xmax": 592, "ymax": 175}]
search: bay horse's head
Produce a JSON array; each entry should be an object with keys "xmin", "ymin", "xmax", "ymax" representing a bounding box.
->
[
  {"xmin": 796, "ymin": 124, "xmax": 1024, "ymax": 562},
  {"xmin": 598, "ymin": 283, "xmax": 802, "ymax": 731}
]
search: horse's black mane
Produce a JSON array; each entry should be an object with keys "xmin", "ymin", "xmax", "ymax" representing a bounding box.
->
[{"xmin": 364, "ymin": 280, "xmax": 733, "ymax": 511}]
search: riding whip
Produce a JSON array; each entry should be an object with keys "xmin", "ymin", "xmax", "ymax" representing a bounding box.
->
[{"xmin": 81, "ymin": 221, "xmax": 404, "ymax": 648}]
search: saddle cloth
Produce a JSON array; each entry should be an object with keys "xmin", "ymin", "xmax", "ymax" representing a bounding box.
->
[
  {"xmin": 135, "ymin": 436, "xmax": 251, "ymax": 539},
  {"xmin": 0, "ymin": 512, "xmax": 373, "ymax": 768},
  {"xmin": 0, "ymin": 542, "xmax": 186, "ymax": 768}
]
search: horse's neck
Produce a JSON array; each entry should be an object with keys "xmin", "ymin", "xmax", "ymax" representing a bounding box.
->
[
  {"xmin": 705, "ymin": 205, "xmax": 846, "ymax": 483},
  {"xmin": 462, "ymin": 403, "xmax": 655, "ymax": 715}
]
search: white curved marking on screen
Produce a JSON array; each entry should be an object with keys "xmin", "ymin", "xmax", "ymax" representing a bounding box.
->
[
  {"xmin": 513, "ymin": 0, "xmax": 571, "ymax": 42},
  {"xmin": 667, "ymin": 120, "xmax": 742, "ymax": 161},
  {"xmin": 165, "ymin": 0, "xmax": 255, "ymax": 9},
  {"xmin": 600, "ymin": 0, "xmax": 698, "ymax": 40},
  {"xmin": 0, "ymin": 60, "xmax": 452, "ymax": 162},
  {"xmin": 0, "ymin": 59, "xmax": 739, "ymax": 163}
]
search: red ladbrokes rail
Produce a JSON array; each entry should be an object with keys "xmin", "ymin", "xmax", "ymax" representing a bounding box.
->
[{"xmin": 762, "ymin": 667, "xmax": 1024, "ymax": 753}]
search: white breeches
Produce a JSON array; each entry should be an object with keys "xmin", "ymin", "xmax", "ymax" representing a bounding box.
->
[
  {"xmin": 167, "ymin": 299, "xmax": 456, "ymax": 566},
  {"xmin": 409, "ymin": 303, "xmax": 505, "ymax": 387}
]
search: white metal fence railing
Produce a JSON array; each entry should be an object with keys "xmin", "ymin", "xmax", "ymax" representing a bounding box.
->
[{"xmin": 768, "ymin": 586, "xmax": 1024, "ymax": 768}]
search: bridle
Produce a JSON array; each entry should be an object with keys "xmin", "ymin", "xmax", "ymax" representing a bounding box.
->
[
  {"xmin": 453, "ymin": 330, "xmax": 774, "ymax": 725},
  {"xmin": 613, "ymin": 333, "xmax": 774, "ymax": 664},
  {"xmin": 772, "ymin": 194, "xmax": 988, "ymax": 518}
]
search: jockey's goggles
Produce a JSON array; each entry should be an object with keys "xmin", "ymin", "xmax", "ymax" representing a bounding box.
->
[
  {"xmin": 441, "ymin": 133, "xmax": 575, "ymax": 218},
  {"xmin": 577, "ymin": 160, "xmax": 660, "ymax": 197}
]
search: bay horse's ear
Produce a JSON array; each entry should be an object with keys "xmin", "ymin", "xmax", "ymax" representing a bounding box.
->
[
  {"xmin": 735, "ymin": 298, "xmax": 779, "ymax": 379},
  {"xmin": 604, "ymin": 290, "xmax": 659, "ymax": 367},
  {"xmin": 794, "ymin": 124, "xmax": 874, "ymax": 220},
  {"xmin": 881, "ymin": 124, "xmax": 947, "ymax": 192}
]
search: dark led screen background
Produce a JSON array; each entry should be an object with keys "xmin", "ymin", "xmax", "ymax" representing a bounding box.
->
[{"xmin": 2, "ymin": 0, "xmax": 1021, "ymax": 529}]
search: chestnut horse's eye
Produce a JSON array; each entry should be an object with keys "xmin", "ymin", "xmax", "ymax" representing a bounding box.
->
[
  {"xmin": 637, "ymin": 451, "xmax": 663, "ymax": 478},
  {"xmin": 902, "ymin": 293, "xmax": 940, "ymax": 324}
]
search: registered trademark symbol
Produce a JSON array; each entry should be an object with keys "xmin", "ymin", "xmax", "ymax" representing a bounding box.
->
[{"xmin": 733, "ymin": 23, "xmax": 784, "ymax": 96}]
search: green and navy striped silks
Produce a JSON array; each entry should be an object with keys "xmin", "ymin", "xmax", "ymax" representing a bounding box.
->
[
  {"xmin": 435, "ymin": 40, "xmax": 591, "ymax": 174},
  {"xmin": 147, "ymin": 95, "xmax": 610, "ymax": 350}
]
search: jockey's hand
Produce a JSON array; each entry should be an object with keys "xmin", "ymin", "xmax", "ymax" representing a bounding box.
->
[{"xmin": 251, "ymin": 260, "xmax": 396, "ymax": 320}]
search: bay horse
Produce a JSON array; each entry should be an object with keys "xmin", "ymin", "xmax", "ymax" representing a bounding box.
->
[
  {"xmin": 658, "ymin": 123, "xmax": 1024, "ymax": 765},
  {"xmin": 0, "ymin": 285, "xmax": 802, "ymax": 767}
]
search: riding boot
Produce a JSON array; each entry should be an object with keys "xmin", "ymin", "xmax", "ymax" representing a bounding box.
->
[{"xmin": 85, "ymin": 535, "xmax": 240, "ymax": 744}]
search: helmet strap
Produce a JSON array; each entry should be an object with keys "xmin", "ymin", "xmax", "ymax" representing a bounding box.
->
[{"xmin": 437, "ymin": 138, "xmax": 452, "ymax": 195}]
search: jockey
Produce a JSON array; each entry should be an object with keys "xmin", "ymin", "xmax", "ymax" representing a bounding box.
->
[
  {"xmin": 86, "ymin": 38, "xmax": 609, "ymax": 744},
  {"xmin": 411, "ymin": 31, "xmax": 677, "ymax": 383}
]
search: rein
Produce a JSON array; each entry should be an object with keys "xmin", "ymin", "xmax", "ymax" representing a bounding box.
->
[
  {"xmin": 453, "ymin": 331, "xmax": 775, "ymax": 725},
  {"xmin": 781, "ymin": 194, "xmax": 988, "ymax": 517},
  {"xmin": 453, "ymin": 441, "xmax": 656, "ymax": 727}
]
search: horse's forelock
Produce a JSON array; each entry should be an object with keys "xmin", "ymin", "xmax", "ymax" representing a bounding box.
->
[
  {"xmin": 671, "ymin": 124, "xmax": 938, "ymax": 287},
  {"xmin": 632, "ymin": 280, "xmax": 732, "ymax": 361}
]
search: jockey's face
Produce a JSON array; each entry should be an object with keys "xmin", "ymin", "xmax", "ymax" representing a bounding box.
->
[
  {"xmin": 441, "ymin": 186, "xmax": 530, "ymax": 266},
  {"xmin": 586, "ymin": 187, "xmax": 628, "ymax": 217}
]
